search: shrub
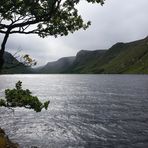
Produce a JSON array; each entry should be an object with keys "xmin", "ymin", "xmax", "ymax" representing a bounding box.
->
[{"xmin": 0, "ymin": 81, "xmax": 50, "ymax": 112}]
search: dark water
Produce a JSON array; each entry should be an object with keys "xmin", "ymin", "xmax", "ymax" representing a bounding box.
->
[{"xmin": 0, "ymin": 74, "xmax": 148, "ymax": 148}]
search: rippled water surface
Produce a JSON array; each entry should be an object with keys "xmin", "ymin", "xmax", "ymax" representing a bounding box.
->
[{"xmin": 0, "ymin": 74, "xmax": 148, "ymax": 148}]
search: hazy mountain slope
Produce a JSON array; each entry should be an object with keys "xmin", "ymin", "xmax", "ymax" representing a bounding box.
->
[
  {"xmin": 1, "ymin": 52, "xmax": 31, "ymax": 74},
  {"xmin": 36, "ymin": 56, "xmax": 75, "ymax": 73},
  {"xmin": 67, "ymin": 50, "xmax": 106, "ymax": 73}
]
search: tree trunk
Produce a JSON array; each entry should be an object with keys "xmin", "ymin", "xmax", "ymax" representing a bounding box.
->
[
  {"xmin": 0, "ymin": 50, "xmax": 4, "ymax": 71},
  {"xmin": 0, "ymin": 30, "xmax": 10, "ymax": 72}
]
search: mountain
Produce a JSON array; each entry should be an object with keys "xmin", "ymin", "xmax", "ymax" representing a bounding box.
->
[
  {"xmin": 34, "ymin": 36, "xmax": 148, "ymax": 74},
  {"xmin": 66, "ymin": 36, "xmax": 148, "ymax": 74},
  {"xmin": 34, "ymin": 56, "xmax": 75, "ymax": 74},
  {"xmin": 1, "ymin": 36, "xmax": 148, "ymax": 74},
  {"xmin": 1, "ymin": 52, "xmax": 31, "ymax": 74},
  {"xmin": 96, "ymin": 36, "xmax": 148, "ymax": 74},
  {"xmin": 65, "ymin": 50, "xmax": 106, "ymax": 73}
]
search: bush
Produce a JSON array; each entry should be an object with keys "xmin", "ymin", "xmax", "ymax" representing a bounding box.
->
[{"xmin": 0, "ymin": 81, "xmax": 50, "ymax": 112}]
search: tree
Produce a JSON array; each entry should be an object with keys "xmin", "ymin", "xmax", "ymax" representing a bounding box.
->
[
  {"xmin": 0, "ymin": 81, "xmax": 50, "ymax": 112},
  {"xmin": 0, "ymin": 81, "xmax": 50, "ymax": 147},
  {"xmin": 0, "ymin": 0, "xmax": 105, "ymax": 70}
]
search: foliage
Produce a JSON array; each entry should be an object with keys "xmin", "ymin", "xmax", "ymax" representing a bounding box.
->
[
  {"xmin": 0, "ymin": 0, "xmax": 105, "ymax": 71},
  {"xmin": 0, "ymin": 81, "xmax": 50, "ymax": 112},
  {"xmin": 0, "ymin": 0, "xmax": 105, "ymax": 37},
  {"xmin": 22, "ymin": 54, "xmax": 37, "ymax": 66}
]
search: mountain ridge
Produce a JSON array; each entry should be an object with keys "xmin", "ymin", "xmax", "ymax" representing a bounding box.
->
[
  {"xmin": 1, "ymin": 52, "xmax": 31, "ymax": 74},
  {"xmin": 2, "ymin": 36, "xmax": 148, "ymax": 74},
  {"xmin": 34, "ymin": 56, "xmax": 75, "ymax": 73}
]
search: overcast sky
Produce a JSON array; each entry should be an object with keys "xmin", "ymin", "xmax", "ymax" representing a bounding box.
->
[{"xmin": 1, "ymin": 0, "xmax": 148, "ymax": 66}]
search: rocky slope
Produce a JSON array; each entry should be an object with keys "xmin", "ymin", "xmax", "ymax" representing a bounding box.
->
[{"xmin": 0, "ymin": 128, "xmax": 19, "ymax": 148}]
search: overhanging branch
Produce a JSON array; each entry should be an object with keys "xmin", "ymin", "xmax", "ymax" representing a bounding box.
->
[
  {"xmin": 0, "ymin": 24, "xmax": 9, "ymax": 29},
  {"xmin": 0, "ymin": 30, "xmax": 6, "ymax": 34},
  {"xmin": 10, "ymin": 0, "xmax": 61, "ymax": 29},
  {"xmin": 10, "ymin": 30, "xmax": 39, "ymax": 34}
]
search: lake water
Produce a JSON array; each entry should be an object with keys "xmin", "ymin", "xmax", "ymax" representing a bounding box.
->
[{"xmin": 0, "ymin": 74, "xmax": 148, "ymax": 148}]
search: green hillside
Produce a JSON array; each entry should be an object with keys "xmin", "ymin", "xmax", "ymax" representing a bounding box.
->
[
  {"xmin": 1, "ymin": 52, "xmax": 31, "ymax": 74},
  {"xmin": 66, "ymin": 50, "xmax": 106, "ymax": 73},
  {"xmin": 98, "ymin": 36, "xmax": 148, "ymax": 74},
  {"xmin": 69, "ymin": 36, "xmax": 148, "ymax": 74},
  {"xmin": 1, "ymin": 36, "xmax": 148, "ymax": 74}
]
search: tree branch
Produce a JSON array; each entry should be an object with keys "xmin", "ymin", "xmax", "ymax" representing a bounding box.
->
[
  {"xmin": 0, "ymin": 24, "xmax": 9, "ymax": 29},
  {"xmin": 10, "ymin": 0, "xmax": 61, "ymax": 29},
  {"xmin": 10, "ymin": 30, "xmax": 39, "ymax": 34},
  {"xmin": 0, "ymin": 30, "xmax": 6, "ymax": 34}
]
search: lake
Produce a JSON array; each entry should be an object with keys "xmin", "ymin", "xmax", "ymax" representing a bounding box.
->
[{"xmin": 0, "ymin": 74, "xmax": 148, "ymax": 148}]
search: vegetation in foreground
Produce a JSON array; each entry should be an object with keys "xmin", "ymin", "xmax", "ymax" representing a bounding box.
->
[
  {"xmin": 0, "ymin": 81, "xmax": 50, "ymax": 147},
  {"xmin": 0, "ymin": 81, "xmax": 50, "ymax": 112}
]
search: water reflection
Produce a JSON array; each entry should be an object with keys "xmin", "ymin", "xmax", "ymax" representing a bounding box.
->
[{"xmin": 0, "ymin": 74, "xmax": 148, "ymax": 147}]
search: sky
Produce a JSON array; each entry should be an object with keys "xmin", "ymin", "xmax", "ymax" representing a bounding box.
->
[{"xmin": 1, "ymin": 0, "xmax": 148, "ymax": 66}]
